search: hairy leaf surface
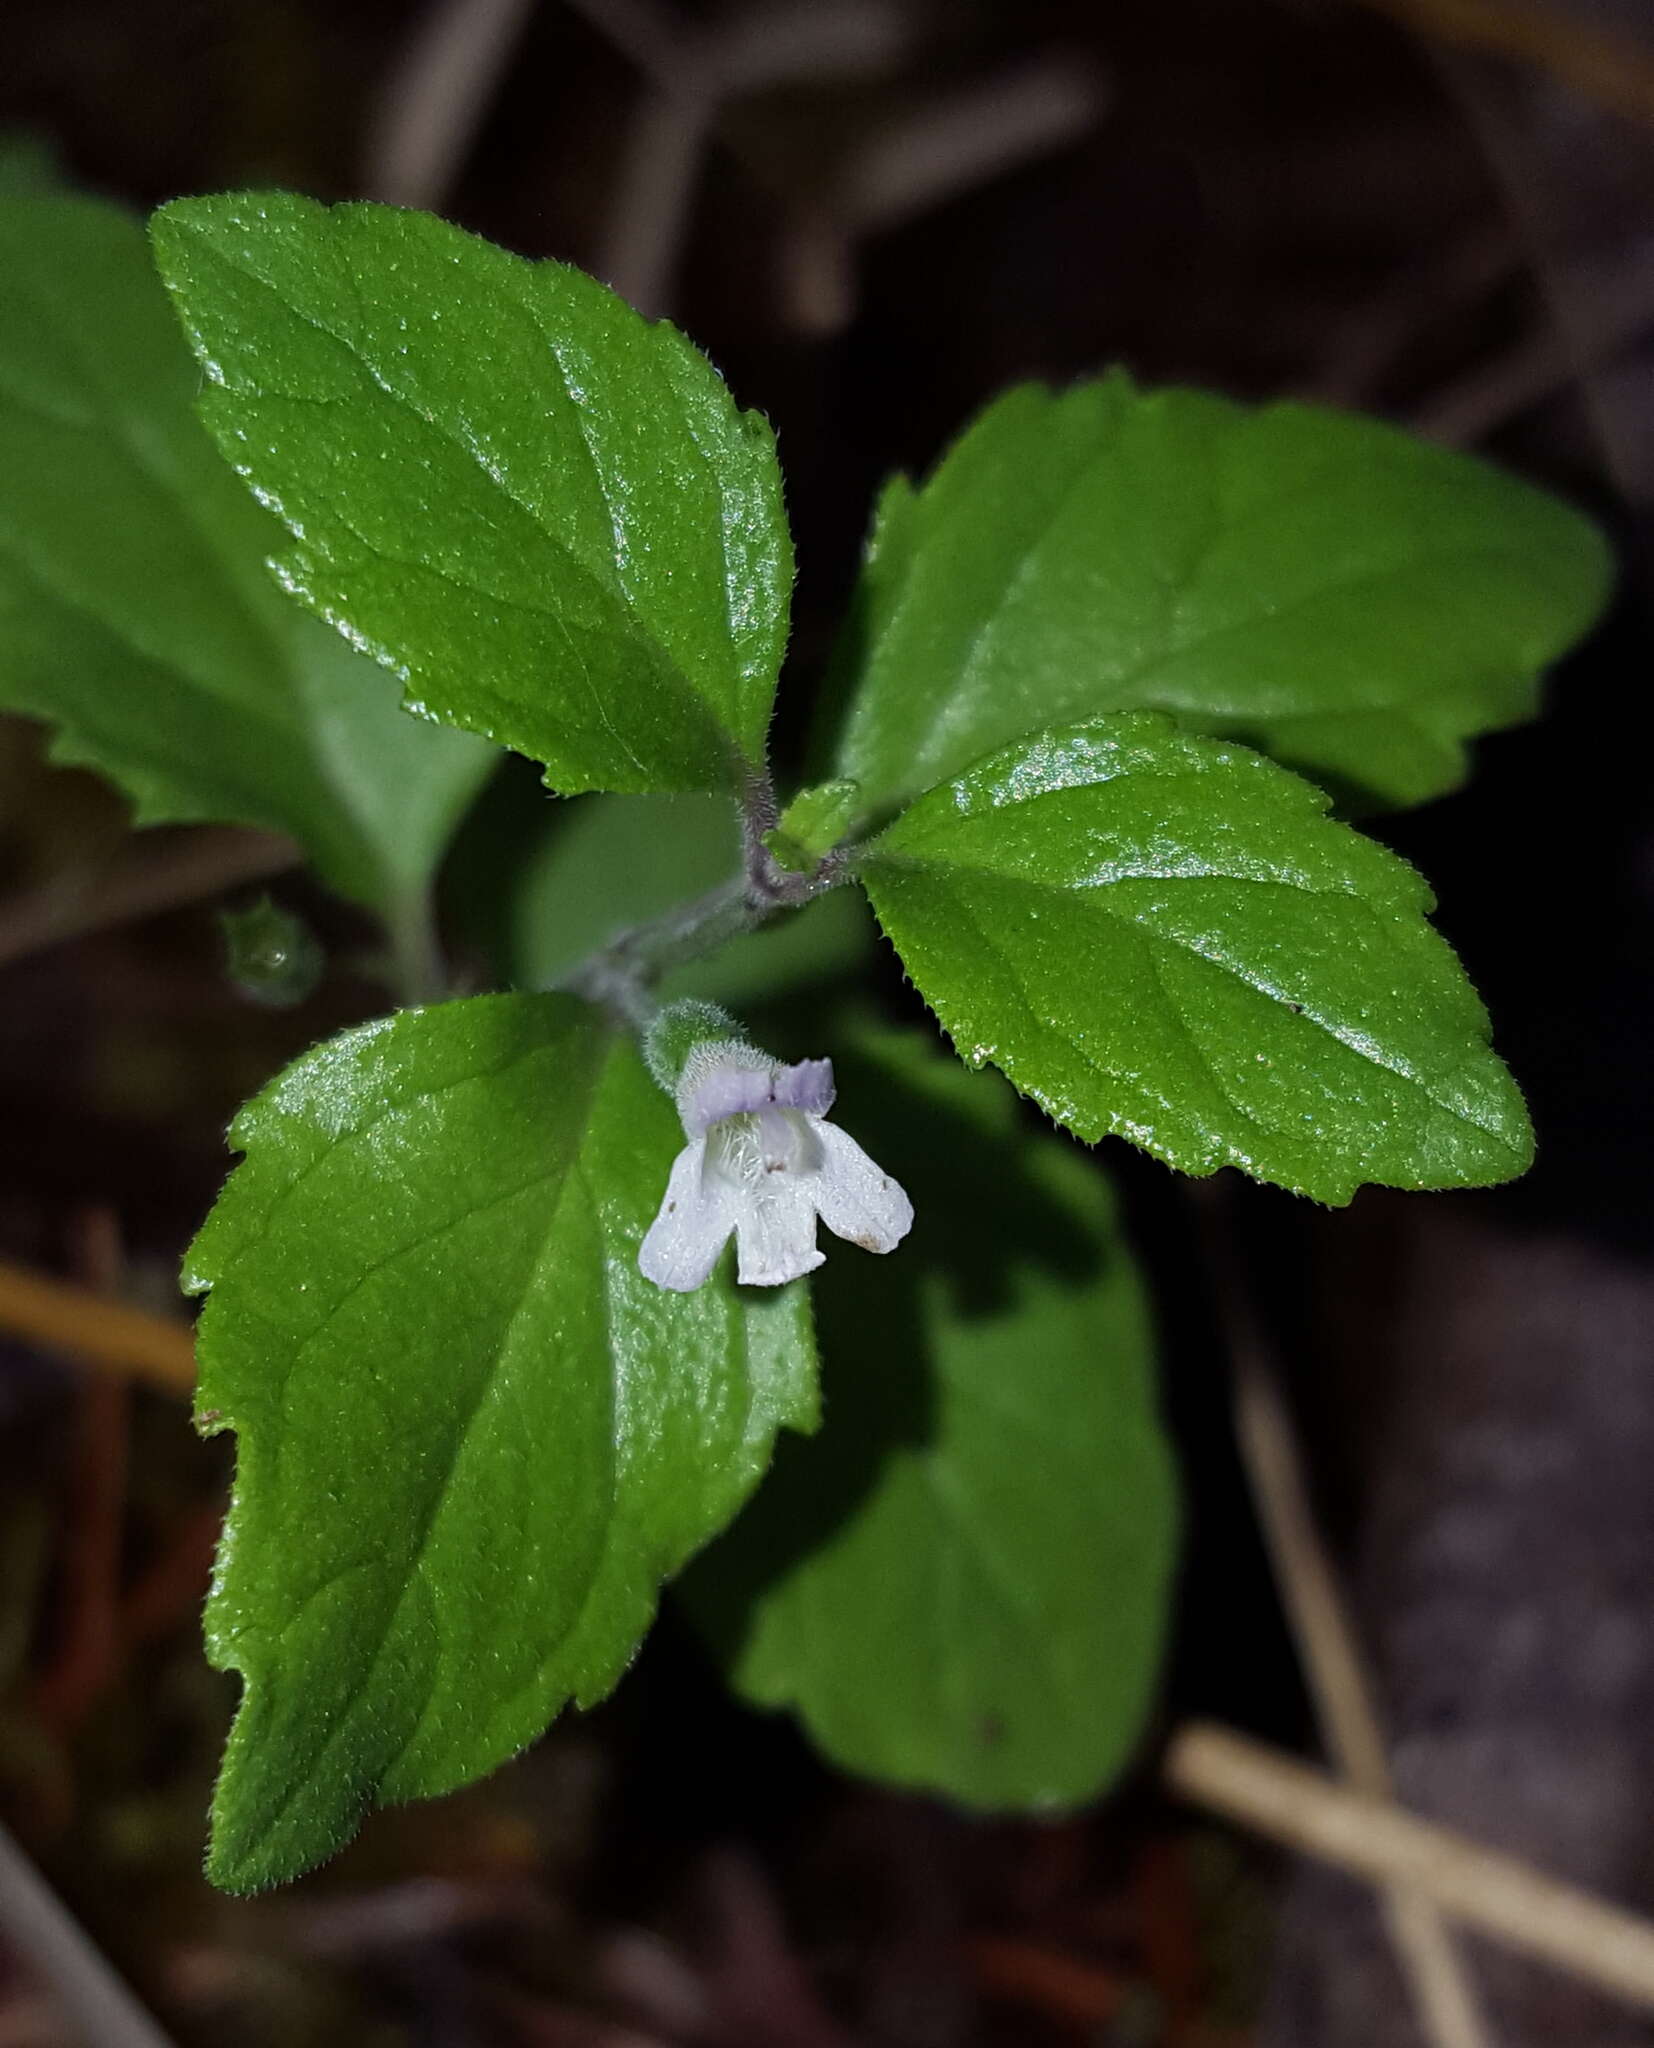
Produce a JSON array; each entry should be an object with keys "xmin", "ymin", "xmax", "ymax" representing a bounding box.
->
[
  {"xmin": 153, "ymin": 194, "xmax": 792, "ymax": 796},
  {"xmin": 861, "ymin": 714, "xmax": 1532, "ymax": 1202},
  {"xmin": 186, "ymin": 994, "xmax": 817, "ymax": 1890},
  {"xmin": 835, "ymin": 377, "xmax": 1610, "ymax": 811}
]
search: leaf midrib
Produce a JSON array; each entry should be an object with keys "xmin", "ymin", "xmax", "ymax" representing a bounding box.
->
[
  {"xmin": 379, "ymin": 1144, "xmax": 619, "ymax": 1790},
  {"xmin": 213, "ymin": 1024, "xmax": 620, "ymax": 1878},
  {"xmin": 902, "ymin": 876, "xmax": 1233, "ymax": 1162},
  {"xmin": 866, "ymin": 384, "xmax": 1573, "ymax": 788},
  {"xmin": 874, "ymin": 854, "xmax": 1513, "ymax": 1154},
  {"xmin": 172, "ymin": 222, "xmax": 747, "ymax": 774}
]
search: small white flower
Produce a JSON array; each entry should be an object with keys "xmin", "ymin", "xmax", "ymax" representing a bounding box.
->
[{"xmin": 639, "ymin": 1040, "xmax": 913, "ymax": 1291}]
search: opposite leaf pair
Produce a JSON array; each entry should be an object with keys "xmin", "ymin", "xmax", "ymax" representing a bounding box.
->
[
  {"xmin": 141, "ymin": 194, "xmax": 1599, "ymax": 1894},
  {"xmin": 144, "ymin": 192, "xmax": 1598, "ymax": 1205},
  {"xmin": 0, "ymin": 188, "xmax": 1605, "ymax": 1890},
  {"xmin": 146, "ymin": 192, "xmax": 1608, "ymax": 825}
]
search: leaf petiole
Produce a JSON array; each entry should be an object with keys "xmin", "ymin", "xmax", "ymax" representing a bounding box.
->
[
  {"xmin": 557, "ymin": 779, "xmax": 851, "ymax": 1025},
  {"xmin": 381, "ymin": 888, "xmax": 450, "ymax": 1008}
]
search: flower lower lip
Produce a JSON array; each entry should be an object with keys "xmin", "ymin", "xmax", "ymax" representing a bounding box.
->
[{"xmin": 638, "ymin": 1016, "xmax": 914, "ymax": 1292}]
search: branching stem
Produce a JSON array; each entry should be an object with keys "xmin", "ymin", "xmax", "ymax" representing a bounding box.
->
[{"xmin": 557, "ymin": 774, "xmax": 847, "ymax": 1026}]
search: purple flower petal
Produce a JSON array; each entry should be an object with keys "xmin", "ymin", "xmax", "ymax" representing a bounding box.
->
[
  {"xmin": 683, "ymin": 1054, "xmax": 836, "ymax": 1133},
  {"xmin": 771, "ymin": 1057, "xmax": 836, "ymax": 1117},
  {"xmin": 684, "ymin": 1063, "xmax": 775, "ymax": 1133}
]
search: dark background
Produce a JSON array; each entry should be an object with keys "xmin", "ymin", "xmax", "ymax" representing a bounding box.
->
[{"xmin": 1, "ymin": 2, "xmax": 1651, "ymax": 2043}]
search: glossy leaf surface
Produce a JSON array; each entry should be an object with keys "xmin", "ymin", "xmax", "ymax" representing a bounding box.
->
[
  {"xmin": 152, "ymin": 194, "xmax": 792, "ymax": 796},
  {"xmin": 835, "ymin": 377, "xmax": 1610, "ymax": 811},
  {"xmin": 688, "ymin": 1033, "xmax": 1176, "ymax": 1808},
  {"xmin": 861, "ymin": 714, "xmax": 1532, "ymax": 1202},
  {"xmin": 186, "ymin": 993, "xmax": 817, "ymax": 1890},
  {"xmin": 0, "ymin": 195, "xmax": 493, "ymax": 913}
]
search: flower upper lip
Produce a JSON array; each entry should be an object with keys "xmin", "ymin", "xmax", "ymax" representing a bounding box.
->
[
  {"xmin": 682, "ymin": 1053, "xmax": 835, "ymax": 1134},
  {"xmin": 638, "ymin": 1045, "xmax": 913, "ymax": 1292}
]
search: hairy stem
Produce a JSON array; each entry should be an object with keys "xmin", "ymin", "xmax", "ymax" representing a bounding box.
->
[
  {"xmin": 557, "ymin": 779, "xmax": 845, "ymax": 1025},
  {"xmin": 383, "ymin": 888, "xmax": 448, "ymax": 1007}
]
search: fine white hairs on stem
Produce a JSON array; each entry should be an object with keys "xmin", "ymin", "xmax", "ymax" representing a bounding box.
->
[{"xmin": 639, "ymin": 1014, "xmax": 912, "ymax": 1292}]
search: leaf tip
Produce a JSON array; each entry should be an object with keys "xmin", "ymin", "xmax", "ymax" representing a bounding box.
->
[{"xmin": 203, "ymin": 1818, "xmax": 299, "ymax": 1899}]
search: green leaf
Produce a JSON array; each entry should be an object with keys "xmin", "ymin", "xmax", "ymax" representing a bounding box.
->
[
  {"xmin": 686, "ymin": 1031, "xmax": 1176, "ymax": 1809},
  {"xmin": 0, "ymin": 134, "xmax": 63, "ymax": 198},
  {"xmin": 860, "ymin": 713, "xmax": 1532, "ymax": 1203},
  {"xmin": 0, "ymin": 195, "xmax": 493, "ymax": 916},
  {"xmin": 185, "ymin": 992, "xmax": 817, "ymax": 1891},
  {"xmin": 505, "ymin": 791, "xmax": 874, "ymax": 1007},
  {"xmin": 151, "ymin": 193, "xmax": 793, "ymax": 798},
  {"xmin": 766, "ymin": 777, "xmax": 860, "ymax": 872},
  {"xmin": 834, "ymin": 376, "xmax": 1611, "ymax": 812}
]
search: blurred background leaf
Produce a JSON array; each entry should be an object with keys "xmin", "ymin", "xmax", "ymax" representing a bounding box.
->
[
  {"xmin": 685, "ymin": 1029, "xmax": 1178, "ymax": 1812},
  {"xmin": 0, "ymin": 131, "xmax": 63, "ymax": 197},
  {"xmin": 0, "ymin": 193, "xmax": 496, "ymax": 940}
]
